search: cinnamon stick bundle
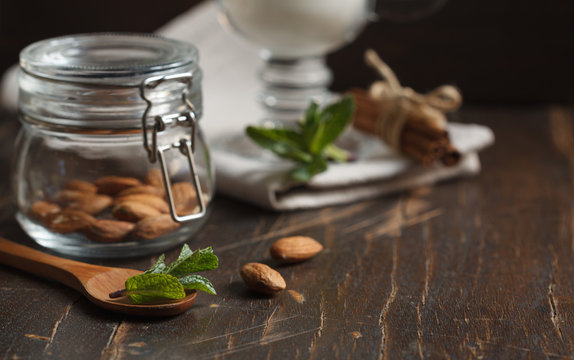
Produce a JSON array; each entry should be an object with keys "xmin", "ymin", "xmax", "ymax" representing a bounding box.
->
[
  {"xmin": 352, "ymin": 88, "xmax": 460, "ymax": 166},
  {"xmin": 350, "ymin": 50, "xmax": 463, "ymax": 167}
]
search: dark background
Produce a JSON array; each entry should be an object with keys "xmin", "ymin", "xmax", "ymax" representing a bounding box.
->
[{"xmin": 0, "ymin": 0, "xmax": 572, "ymax": 104}]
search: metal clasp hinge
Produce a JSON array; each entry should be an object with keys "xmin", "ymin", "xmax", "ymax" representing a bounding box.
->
[
  {"xmin": 140, "ymin": 73, "xmax": 206, "ymax": 223},
  {"xmin": 157, "ymin": 139, "xmax": 206, "ymax": 222}
]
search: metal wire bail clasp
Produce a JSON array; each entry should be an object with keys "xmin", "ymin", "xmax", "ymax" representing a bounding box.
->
[{"xmin": 140, "ymin": 73, "xmax": 206, "ymax": 223}]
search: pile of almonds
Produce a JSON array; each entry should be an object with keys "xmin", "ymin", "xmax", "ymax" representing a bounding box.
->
[
  {"xmin": 240, "ymin": 236, "xmax": 323, "ymax": 295},
  {"xmin": 29, "ymin": 169, "xmax": 203, "ymax": 243}
]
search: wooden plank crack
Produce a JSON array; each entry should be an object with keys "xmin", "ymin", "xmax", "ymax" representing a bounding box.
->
[
  {"xmin": 43, "ymin": 295, "xmax": 81, "ymax": 354},
  {"xmin": 548, "ymin": 245, "xmax": 565, "ymax": 344},
  {"xmin": 307, "ymin": 295, "xmax": 326, "ymax": 357},
  {"xmin": 260, "ymin": 305, "xmax": 279, "ymax": 343},
  {"xmin": 196, "ymin": 326, "xmax": 322, "ymax": 360},
  {"xmin": 101, "ymin": 320, "xmax": 123, "ymax": 360},
  {"xmin": 377, "ymin": 236, "xmax": 399, "ymax": 360}
]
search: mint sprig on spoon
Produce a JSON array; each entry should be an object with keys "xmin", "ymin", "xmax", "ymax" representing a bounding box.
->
[
  {"xmin": 246, "ymin": 95, "xmax": 355, "ymax": 182},
  {"xmin": 109, "ymin": 245, "xmax": 218, "ymax": 304}
]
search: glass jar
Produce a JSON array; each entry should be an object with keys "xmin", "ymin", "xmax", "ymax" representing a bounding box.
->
[{"xmin": 13, "ymin": 33, "xmax": 214, "ymax": 258}]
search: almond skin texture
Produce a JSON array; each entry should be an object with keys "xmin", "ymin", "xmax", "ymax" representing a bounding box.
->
[
  {"xmin": 144, "ymin": 169, "xmax": 164, "ymax": 189},
  {"xmin": 114, "ymin": 194, "xmax": 169, "ymax": 213},
  {"xmin": 66, "ymin": 194, "xmax": 113, "ymax": 215},
  {"xmin": 54, "ymin": 190, "xmax": 91, "ymax": 203},
  {"xmin": 117, "ymin": 185, "xmax": 164, "ymax": 198},
  {"xmin": 112, "ymin": 201, "xmax": 161, "ymax": 222},
  {"xmin": 240, "ymin": 263, "xmax": 286, "ymax": 295},
  {"xmin": 131, "ymin": 214, "xmax": 180, "ymax": 240},
  {"xmin": 270, "ymin": 236, "xmax": 323, "ymax": 263},
  {"xmin": 44, "ymin": 210, "xmax": 95, "ymax": 233},
  {"xmin": 171, "ymin": 182, "xmax": 198, "ymax": 214},
  {"xmin": 85, "ymin": 219, "xmax": 135, "ymax": 243},
  {"xmin": 30, "ymin": 201, "xmax": 61, "ymax": 220},
  {"xmin": 94, "ymin": 176, "xmax": 141, "ymax": 195},
  {"xmin": 64, "ymin": 179, "xmax": 98, "ymax": 194}
]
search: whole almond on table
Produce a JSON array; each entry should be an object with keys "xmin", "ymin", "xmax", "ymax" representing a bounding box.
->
[
  {"xmin": 86, "ymin": 219, "xmax": 135, "ymax": 243},
  {"xmin": 114, "ymin": 194, "xmax": 169, "ymax": 213},
  {"xmin": 131, "ymin": 214, "xmax": 180, "ymax": 240},
  {"xmin": 44, "ymin": 209, "xmax": 95, "ymax": 233},
  {"xmin": 64, "ymin": 179, "xmax": 98, "ymax": 194},
  {"xmin": 117, "ymin": 185, "xmax": 164, "ymax": 198},
  {"xmin": 270, "ymin": 236, "xmax": 323, "ymax": 263},
  {"xmin": 240, "ymin": 263, "xmax": 286, "ymax": 295},
  {"xmin": 112, "ymin": 201, "xmax": 161, "ymax": 222},
  {"xmin": 30, "ymin": 201, "xmax": 61, "ymax": 220},
  {"xmin": 171, "ymin": 182, "xmax": 198, "ymax": 214},
  {"xmin": 66, "ymin": 194, "xmax": 113, "ymax": 215},
  {"xmin": 94, "ymin": 176, "xmax": 141, "ymax": 195}
]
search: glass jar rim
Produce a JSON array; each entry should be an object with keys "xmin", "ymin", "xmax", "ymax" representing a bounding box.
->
[
  {"xmin": 18, "ymin": 33, "xmax": 203, "ymax": 130},
  {"xmin": 20, "ymin": 32, "xmax": 199, "ymax": 86}
]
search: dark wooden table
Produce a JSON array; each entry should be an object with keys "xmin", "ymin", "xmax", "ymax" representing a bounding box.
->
[{"xmin": 2, "ymin": 105, "xmax": 574, "ymax": 359}]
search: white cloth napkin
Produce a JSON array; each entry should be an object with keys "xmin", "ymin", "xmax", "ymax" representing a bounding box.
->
[
  {"xmin": 0, "ymin": 0, "xmax": 495, "ymax": 211},
  {"xmin": 213, "ymin": 123, "xmax": 493, "ymax": 210}
]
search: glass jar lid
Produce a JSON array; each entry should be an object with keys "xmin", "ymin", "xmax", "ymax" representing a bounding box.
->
[
  {"xmin": 19, "ymin": 33, "xmax": 202, "ymax": 130},
  {"xmin": 20, "ymin": 33, "xmax": 198, "ymax": 86}
]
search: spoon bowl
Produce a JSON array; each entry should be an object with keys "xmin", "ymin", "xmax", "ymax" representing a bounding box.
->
[
  {"xmin": 83, "ymin": 268, "xmax": 198, "ymax": 316},
  {"xmin": 0, "ymin": 237, "xmax": 197, "ymax": 316}
]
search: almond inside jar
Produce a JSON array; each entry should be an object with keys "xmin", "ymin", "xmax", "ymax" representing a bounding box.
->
[{"xmin": 29, "ymin": 170, "xmax": 208, "ymax": 244}]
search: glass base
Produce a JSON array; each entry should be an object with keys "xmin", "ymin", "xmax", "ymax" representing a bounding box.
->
[{"xmin": 16, "ymin": 210, "xmax": 211, "ymax": 258}]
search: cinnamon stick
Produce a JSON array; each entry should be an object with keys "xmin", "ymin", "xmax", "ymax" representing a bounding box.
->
[
  {"xmin": 440, "ymin": 144, "xmax": 461, "ymax": 166},
  {"xmin": 401, "ymin": 130, "xmax": 445, "ymax": 155},
  {"xmin": 349, "ymin": 88, "xmax": 461, "ymax": 167},
  {"xmin": 402, "ymin": 143, "xmax": 438, "ymax": 166},
  {"xmin": 403, "ymin": 118, "xmax": 448, "ymax": 141}
]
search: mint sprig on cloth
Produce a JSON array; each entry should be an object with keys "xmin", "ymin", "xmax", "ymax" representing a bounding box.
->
[
  {"xmin": 109, "ymin": 245, "xmax": 218, "ymax": 304},
  {"xmin": 246, "ymin": 95, "xmax": 355, "ymax": 182}
]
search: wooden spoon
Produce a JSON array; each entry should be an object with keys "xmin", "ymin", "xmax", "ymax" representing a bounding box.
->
[{"xmin": 0, "ymin": 237, "xmax": 197, "ymax": 316}]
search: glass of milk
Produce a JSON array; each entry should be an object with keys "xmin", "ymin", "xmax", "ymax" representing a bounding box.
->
[{"xmin": 218, "ymin": 0, "xmax": 373, "ymax": 125}]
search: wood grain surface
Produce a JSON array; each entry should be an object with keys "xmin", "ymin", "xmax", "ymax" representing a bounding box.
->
[{"xmin": 2, "ymin": 106, "xmax": 574, "ymax": 359}]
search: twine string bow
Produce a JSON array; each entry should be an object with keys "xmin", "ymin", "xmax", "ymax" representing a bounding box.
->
[{"xmin": 364, "ymin": 49, "xmax": 462, "ymax": 149}]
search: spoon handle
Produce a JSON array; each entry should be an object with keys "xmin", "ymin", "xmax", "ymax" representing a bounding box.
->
[{"xmin": 0, "ymin": 237, "xmax": 104, "ymax": 292}]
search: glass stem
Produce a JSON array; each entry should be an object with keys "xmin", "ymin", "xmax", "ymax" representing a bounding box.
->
[{"xmin": 258, "ymin": 55, "xmax": 335, "ymax": 126}]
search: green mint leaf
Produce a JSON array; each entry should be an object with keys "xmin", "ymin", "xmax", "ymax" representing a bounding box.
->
[
  {"xmin": 165, "ymin": 246, "xmax": 219, "ymax": 278},
  {"xmin": 165, "ymin": 245, "xmax": 200, "ymax": 278},
  {"xmin": 304, "ymin": 102, "xmax": 320, "ymax": 127},
  {"xmin": 193, "ymin": 247, "xmax": 219, "ymax": 273},
  {"xmin": 177, "ymin": 243, "xmax": 193, "ymax": 261},
  {"xmin": 144, "ymin": 254, "xmax": 166, "ymax": 274},
  {"xmin": 124, "ymin": 273, "xmax": 185, "ymax": 304},
  {"xmin": 311, "ymin": 95, "xmax": 354, "ymax": 154},
  {"xmin": 308, "ymin": 121, "xmax": 326, "ymax": 155},
  {"xmin": 290, "ymin": 165, "xmax": 313, "ymax": 182},
  {"xmin": 309, "ymin": 156, "xmax": 328, "ymax": 175},
  {"xmin": 179, "ymin": 274, "xmax": 216, "ymax": 295},
  {"xmin": 323, "ymin": 143, "xmax": 352, "ymax": 163},
  {"xmin": 290, "ymin": 156, "xmax": 328, "ymax": 182},
  {"xmin": 246, "ymin": 97, "xmax": 355, "ymax": 182},
  {"xmin": 301, "ymin": 102, "xmax": 321, "ymax": 149},
  {"xmin": 119, "ymin": 245, "xmax": 219, "ymax": 305},
  {"xmin": 246, "ymin": 127, "xmax": 312, "ymax": 163}
]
